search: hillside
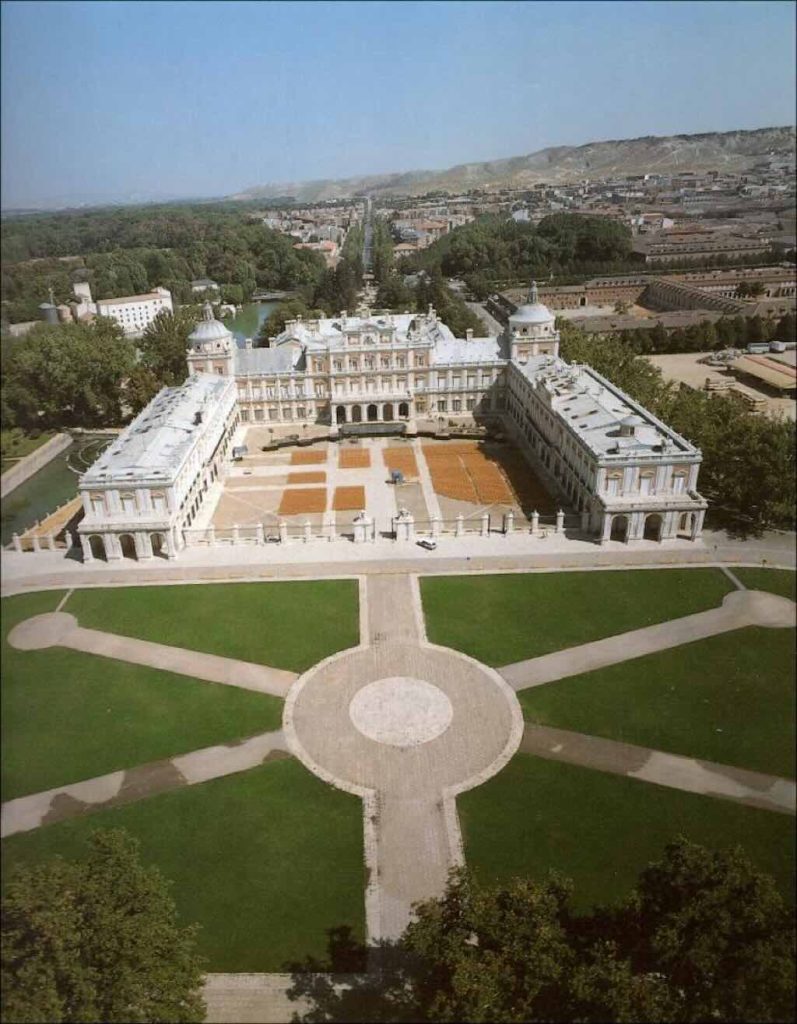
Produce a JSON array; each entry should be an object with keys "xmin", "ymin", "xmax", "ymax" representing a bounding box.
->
[{"xmin": 230, "ymin": 126, "xmax": 796, "ymax": 203}]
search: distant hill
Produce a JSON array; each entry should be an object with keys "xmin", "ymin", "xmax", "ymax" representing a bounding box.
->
[{"xmin": 230, "ymin": 126, "xmax": 796, "ymax": 203}]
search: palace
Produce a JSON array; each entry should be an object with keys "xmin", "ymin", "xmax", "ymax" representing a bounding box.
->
[{"xmin": 77, "ymin": 285, "xmax": 707, "ymax": 560}]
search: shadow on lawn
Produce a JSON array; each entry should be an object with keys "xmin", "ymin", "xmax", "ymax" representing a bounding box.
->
[{"xmin": 284, "ymin": 925, "xmax": 427, "ymax": 1023}]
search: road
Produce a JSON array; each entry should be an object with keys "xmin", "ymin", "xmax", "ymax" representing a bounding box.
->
[{"xmin": 465, "ymin": 300, "xmax": 503, "ymax": 336}]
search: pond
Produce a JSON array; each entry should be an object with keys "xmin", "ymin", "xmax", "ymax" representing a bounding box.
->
[
  {"xmin": 1, "ymin": 435, "xmax": 111, "ymax": 546},
  {"xmin": 223, "ymin": 302, "xmax": 278, "ymax": 347}
]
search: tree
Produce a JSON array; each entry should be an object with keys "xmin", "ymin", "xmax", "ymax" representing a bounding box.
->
[
  {"xmin": 138, "ymin": 306, "xmax": 202, "ymax": 387},
  {"xmin": 1, "ymin": 320, "xmax": 135, "ymax": 430},
  {"xmin": 289, "ymin": 841, "xmax": 795, "ymax": 1023},
  {"xmin": 1, "ymin": 829, "xmax": 205, "ymax": 1023}
]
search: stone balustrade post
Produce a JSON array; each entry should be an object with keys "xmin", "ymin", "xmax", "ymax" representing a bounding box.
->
[
  {"xmin": 80, "ymin": 534, "xmax": 93, "ymax": 563},
  {"xmin": 455, "ymin": 514, "xmax": 464, "ymax": 537},
  {"xmin": 303, "ymin": 520, "xmax": 312, "ymax": 543},
  {"xmin": 31, "ymin": 534, "xmax": 41, "ymax": 552},
  {"xmin": 279, "ymin": 521, "xmax": 288, "ymax": 544},
  {"xmin": 232, "ymin": 523, "xmax": 239, "ymax": 545},
  {"xmin": 207, "ymin": 525, "xmax": 216, "ymax": 547},
  {"xmin": 327, "ymin": 514, "xmax": 336, "ymax": 542},
  {"xmin": 431, "ymin": 516, "xmax": 442, "ymax": 539},
  {"xmin": 555, "ymin": 509, "xmax": 565, "ymax": 534},
  {"xmin": 504, "ymin": 510, "xmax": 514, "ymax": 535},
  {"xmin": 256, "ymin": 523, "xmax": 265, "ymax": 545},
  {"xmin": 480, "ymin": 512, "xmax": 490, "ymax": 537},
  {"xmin": 47, "ymin": 533, "xmax": 56, "ymax": 551},
  {"xmin": 405, "ymin": 513, "xmax": 415, "ymax": 542},
  {"xmin": 12, "ymin": 533, "xmax": 22, "ymax": 553}
]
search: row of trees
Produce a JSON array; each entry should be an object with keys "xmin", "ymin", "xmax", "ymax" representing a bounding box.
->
[
  {"xmin": 614, "ymin": 312, "xmax": 795, "ymax": 355},
  {"xmin": 4, "ymin": 831, "xmax": 792, "ymax": 1023},
  {"xmin": 559, "ymin": 323, "xmax": 796, "ymax": 535},
  {"xmin": 1, "ymin": 204, "xmax": 328, "ymax": 324},
  {"xmin": 400, "ymin": 214, "xmax": 634, "ymax": 296}
]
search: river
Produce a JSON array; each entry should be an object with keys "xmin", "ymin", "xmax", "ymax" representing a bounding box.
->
[
  {"xmin": 223, "ymin": 301, "xmax": 278, "ymax": 347},
  {"xmin": 1, "ymin": 435, "xmax": 112, "ymax": 546}
]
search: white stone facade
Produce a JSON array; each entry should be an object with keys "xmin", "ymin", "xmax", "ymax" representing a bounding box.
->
[
  {"xmin": 78, "ymin": 286, "xmax": 706, "ymax": 554},
  {"xmin": 72, "ymin": 281, "xmax": 173, "ymax": 337},
  {"xmin": 77, "ymin": 373, "xmax": 238, "ymax": 562}
]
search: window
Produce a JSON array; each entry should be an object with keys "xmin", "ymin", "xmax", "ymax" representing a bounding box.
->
[
  {"xmin": 296, "ymin": 407, "xmax": 305, "ymax": 419},
  {"xmin": 452, "ymin": 399, "xmax": 461, "ymax": 412},
  {"xmin": 89, "ymin": 493, "xmax": 105, "ymax": 516},
  {"xmin": 452, "ymin": 375, "xmax": 461, "ymax": 388},
  {"xmin": 672, "ymin": 472, "xmax": 686, "ymax": 494},
  {"xmin": 269, "ymin": 408, "xmax": 278, "ymax": 420},
  {"xmin": 466, "ymin": 398, "xmax": 476, "ymax": 410},
  {"xmin": 606, "ymin": 473, "xmax": 621, "ymax": 496},
  {"xmin": 240, "ymin": 408, "xmax": 250, "ymax": 422},
  {"xmin": 152, "ymin": 491, "xmax": 167, "ymax": 513},
  {"xmin": 120, "ymin": 492, "xmax": 136, "ymax": 514},
  {"xmin": 437, "ymin": 400, "xmax": 447, "ymax": 413},
  {"xmin": 639, "ymin": 472, "xmax": 654, "ymax": 496},
  {"xmin": 467, "ymin": 375, "xmax": 476, "ymax": 388},
  {"xmin": 437, "ymin": 374, "xmax": 446, "ymax": 387},
  {"xmin": 254, "ymin": 408, "xmax": 264, "ymax": 422}
]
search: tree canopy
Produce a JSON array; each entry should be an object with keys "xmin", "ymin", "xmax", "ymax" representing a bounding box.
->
[
  {"xmin": 287, "ymin": 838, "xmax": 795, "ymax": 1023},
  {"xmin": 1, "ymin": 319, "xmax": 135, "ymax": 430},
  {"xmin": 1, "ymin": 828, "xmax": 205, "ymax": 1023}
]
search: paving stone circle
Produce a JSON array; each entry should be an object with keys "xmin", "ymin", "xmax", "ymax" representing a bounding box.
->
[{"xmin": 349, "ymin": 676, "xmax": 454, "ymax": 748}]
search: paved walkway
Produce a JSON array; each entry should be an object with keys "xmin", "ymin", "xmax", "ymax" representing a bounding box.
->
[
  {"xmin": 284, "ymin": 573, "xmax": 524, "ymax": 942},
  {"xmin": 1, "ymin": 730, "xmax": 290, "ymax": 838},
  {"xmin": 500, "ymin": 589, "xmax": 796, "ymax": 691},
  {"xmin": 520, "ymin": 724, "xmax": 795, "ymax": 814},
  {"xmin": 8, "ymin": 612, "xmax": 296, "ymax": 697}
]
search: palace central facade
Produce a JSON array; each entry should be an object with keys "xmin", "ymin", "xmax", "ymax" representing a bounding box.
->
[{"xmin": 78, "ymin": 286, "xmax": 707, "ymax": 560}]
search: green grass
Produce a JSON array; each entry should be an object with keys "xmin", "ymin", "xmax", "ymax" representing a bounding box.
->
[
  {"xmin": 733, "ymin": 567, "xmax": 796, "ymax": 601},
  {"xmin": 0, "ymin": 428, "xmax": 57, "ymax": 463},
  {"xmin": 66, "ymin": 580, "xmax": 359, "ymax": 671},
  {"xmin": 2, "ymin": 760, "xmax": 365, "ymax": 971},
  {"xmin": 460, "ymin": 754, "xmax": 795, "ymax": 911},
  {"xmin": 421, "ymin": 569, "xmax": 733, "ymax": 666},
  {"xmin": 2, "ymin": 592, "xmax": 283, "ymax": 800},
  {"xmin": 520, "ymin": 626, "xmax": 795, "ymax": 778}
]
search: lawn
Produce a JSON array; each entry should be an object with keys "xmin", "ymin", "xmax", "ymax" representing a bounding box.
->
[
  {"xmin": 2, "ymin": 592, "xmax": 283, "ymax": 800},
  {"xmin": 519, "ymin": 626, "xmax": 795, "ymax": 778},
  {"xmin": 1, "ymin": 759, "xmax": 365, "ymax": 972},
  {"xmin": 421, "ymin": 568, "xmax": 733, "ymax": 666},
  {"xmin": 66, "ymin": 579, "xmax": 359, "ymax": 671},
  {"xmin": 459, "ymin": 753, "xmax": 795, "ymax": 912},
  {"xmin": 0, "ymin": 428, "xmax": 57, "ymax": 462},
  {"xmin": 733, "ymin": 567, "xmax": 796, "ymax": 601}
]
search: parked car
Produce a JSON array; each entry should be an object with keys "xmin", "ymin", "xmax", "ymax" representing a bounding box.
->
[{"xmin": 417, "ymin": 539, "xmax": 437, "ymax": 551}]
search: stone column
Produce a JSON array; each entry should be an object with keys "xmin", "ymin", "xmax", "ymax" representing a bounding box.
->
[
  {"xmin": 530, "ymin": 511, "xmax": 539, "ymax": 536},
  {"xmin": 600, "ymin": 515, "xmax": 612, "ymax": 545},
  {"xmin": 136, "ymin": 532, "xmax": 153, "ymax": 560},
  {"xmin": 279, "ymin": 521, "xmax": 288, "ymax": 544},
  {"xmin": 480, "ymin": 512, "xmax": 490, "ymax": 537},
  {"xmin": 555, "ymin": 509, "xmax": 565, "ymax": 534},
  {"xmin": 165, "ymin": 532, "xmax": 177, "ymax": 560},
  {"xmin": 327, "ymin": 514, "xmax": 336, "ymax": 542},
  {"xmin": 405, "ymin": 513, "xmax": 415, "ymax": 542},
  {"xmin": 47, "ymin": 532, "xmax": 56, "ymax": 551},
  {"xmin": 256, "ymin": 523, "xmax": 265, "ymax": 545},
  {"xmin": 431, "ymin": 515, "xmax": 442, "ymax": 539},
  {"xmin": 504, "ymin": 510, "xmax": 514, "ymax": 535},
  {"xmin": 691, "ymin": 509, "xmax": 706, "ymax": 541},
  {"xmin": 455, "ymin": 514, "xmax": 464, "ymax": 537},
  {"xmin": 80, "ymin": 535, "xmax": 93, "ymax": 562},
  {"xmin": 232, "ymin": 523, "xmax": 239, "ymax": 545},
  {"xmin": 303, "ymin": 520, "xmax": 312, "ymax": 543},
  {"xmin": 207, "ymin": 525, "xmax": 216, "ymax": 547}
]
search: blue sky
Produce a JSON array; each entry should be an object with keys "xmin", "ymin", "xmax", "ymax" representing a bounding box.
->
[{"xmin": 1, "ymin": 0, "xmax": 795, "ymax": 208}]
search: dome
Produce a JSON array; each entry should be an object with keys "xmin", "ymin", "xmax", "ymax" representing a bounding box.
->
[
  {"xmin": 188, "ymin": 302, "xmax": 232, "ymax": 347},
  {"xmin": 509, "ymin": 280, "xmax": 554, "ymax": 325}
]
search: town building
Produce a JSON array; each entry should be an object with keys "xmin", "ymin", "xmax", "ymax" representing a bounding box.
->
[{"xmin": 72, "ymin": 281, "xmax": 173, "ymax": 337}]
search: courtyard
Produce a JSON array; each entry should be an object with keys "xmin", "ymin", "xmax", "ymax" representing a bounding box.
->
[
  {"xmin": 1, "ymin": 565, "xmax": 794, "ymax": 976},
  {"xmin": 204, "ymin": 432, "xmax": 561, "ymax": 542}
]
